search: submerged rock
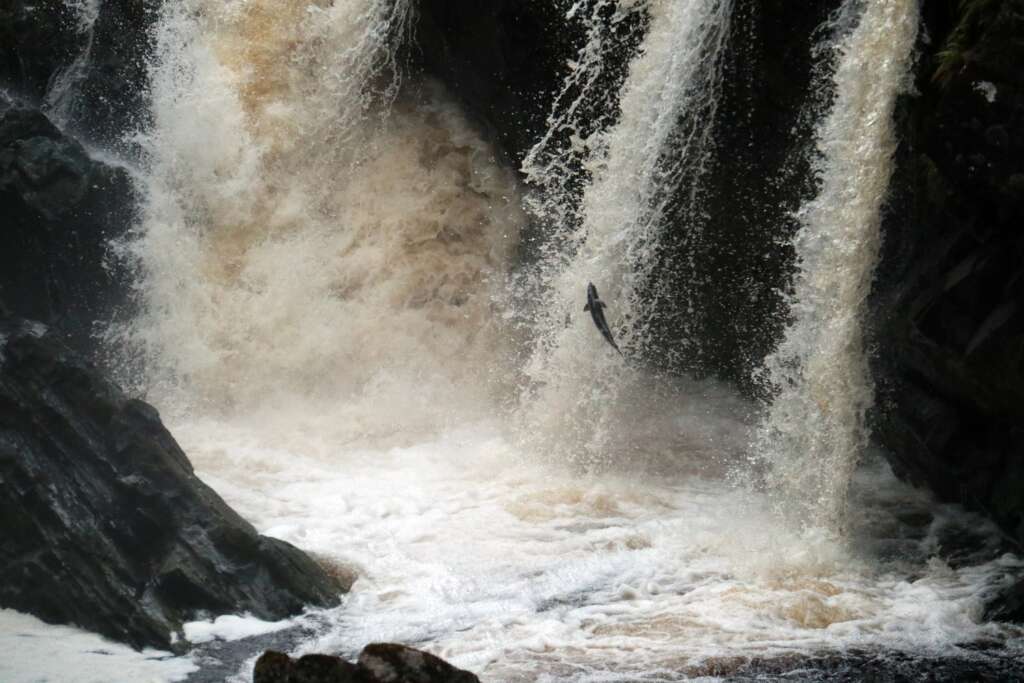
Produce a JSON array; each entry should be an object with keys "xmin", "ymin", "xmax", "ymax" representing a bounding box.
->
[
  {"xmin": 0, "ymin": 320, "xmax": 348, "ymax": 652},
  {"xmin": 985, "ymin": 576, "xmax": 1024, "ymax": 623},
  {"xmin": 253, "ymin": 645, "xmax": 480, "ymax": 683}
]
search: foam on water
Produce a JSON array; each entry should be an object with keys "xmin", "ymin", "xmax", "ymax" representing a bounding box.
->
[
  {"xmin": 0, "ymin": 610, "xmax": 196, "ymax": 683},
  {"xmin": 166, "ymin": 407, "xmax": 1023, "ymax": 682}
]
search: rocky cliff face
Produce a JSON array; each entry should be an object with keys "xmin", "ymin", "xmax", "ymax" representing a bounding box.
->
[
  {"xmin": 0, "ymin": 320, "xmax": 348, "ymax": 652},
  {"xmin": 0, "ymin": 107, "xmax": 135, "ymax": 354},
  {"xmin": 415, "ymin": 0, "xmax": 583, "ymax": 167},
  {"xmin": 873, "ymin": 0, "xmax": 1024, "ymax": 551}
]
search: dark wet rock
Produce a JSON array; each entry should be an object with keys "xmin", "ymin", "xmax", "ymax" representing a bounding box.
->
[
  {"xmin": 985, "ymin": 576, "xmax": 1024, "ymax": 623},
  {"xmin": 69, "ymin": 0, "xmax": 162, "ymax": 150},
  {"xmin": 255, "ymin": 651, "xmax": 361, "ymax": 683},
  {"xmin": 0, "ymin": 1, "xmax": 83, "ymax": 101},
  {"xmin": 414, "ymin": 0, "xmax": 585, "ymax": 166},
  {"xmin": 0, "ymin": 106, "xmax": 135, "ymax": 354},
  {"xmin": 254, "ymin": 652, "xmax": 299, "ymax": 682},
  {"xmin": 0, "ymin": 321, "xmax": 348, "ymax": 653},
  {"xmin": 253, "ymin": 645, "xmax": 480, "ymax": 683},
  {"xmin": 0, "ymin": 0, "xmax": 160, "ymax": 149},
  {"xmin": 718, "ymin": 650, "xmax": 1024, "ymax": 682},
  {"xmin": 872, "ymin": 0, "xmax": 1024, "ymax": 568},
  {"xmin": 358, "ymin": 643, "xmax": 480, "ymax": 683},
  {"xmin": 643, "ymin": 0, "xmax": 842, "ymax": 387}
]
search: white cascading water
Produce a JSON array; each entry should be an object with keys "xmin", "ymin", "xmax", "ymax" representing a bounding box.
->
[
  {"xmin": 518, "ymin": 0, "xmax": 734, "ymax": 465},
  {"xmin": 116, "ymin": 0, "xmax": 524, "ymax": 440},
  {"xmin": 754, "ymin": 0, "xmax": 920, "ymax": 533},
  {"xmin": 13, "ymin": 0, "xmax": 1013, "ymax": 681}
]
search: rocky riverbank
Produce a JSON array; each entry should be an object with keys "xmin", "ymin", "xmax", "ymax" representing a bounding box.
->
[{"xmin": 0, "ymin": 319, "xmax": 349, "ymax": 652}]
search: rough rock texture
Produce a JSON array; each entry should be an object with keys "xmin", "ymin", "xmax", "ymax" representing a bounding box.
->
[
  {"xmin": 0, "ymin": 106, "xmax": 135, "ymax": 353},
  {"xmin": 0, "ymin": 1, "xmax": 159, "ymax": 357},
  {"xmin": 0, "ymin": 320, "xmax": 348, "ymax": 652},
  {"xmin": 253, "ymin": 645, "xmax": 480, "ymax": 683},
  {"xmin": 0, "ymin": 0, "xmax": 160, "ymax": 149},
  {"xmin": 872, "ymin": 1, "xmax": 1024, "ymax": 552}
]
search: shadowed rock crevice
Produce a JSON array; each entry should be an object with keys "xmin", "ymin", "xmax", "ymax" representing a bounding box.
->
[{"xmin": 872, "ymin": 0, "xmax": 1024, "ymax": 612}]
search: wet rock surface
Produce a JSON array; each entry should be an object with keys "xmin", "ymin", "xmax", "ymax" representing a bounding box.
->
[
  {"xmin": 873, "ymin": 0, "xmax": 1024, "ymax": 564},
  {"xmin": 0, "ymin": 106, "xmax": 135, "ymax": 355},
  {"xmin": 0, "ymin": 0, "xmax": 83, "ymax": 102},
  {"xmin": 0, "ymin": 0, "xmax": 160, "ymax": 149},
  {"xmin": 253, "ymin": 644, "xmax": 480, "ymax": 683},
  {"xmin": 0, "ymin": 320, "xmax": 348, "ymax": 653},
  {"xmin": 0, "ymin": 0, "xmax": 159, "ymax": 357},
  {"xmin": 722, "ymin": 651, "xmax": 1024, "ymax": 682},
  {"xmin": 644, "ymin": 0, "xmax": 842, "ymax": 386},
  {"xmin": 415, "ymin": 0, "xmax": 583, "ymax": 166}
]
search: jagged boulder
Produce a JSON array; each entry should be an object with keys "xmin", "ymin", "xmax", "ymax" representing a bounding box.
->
[
  {"xmin": 0, "ymin": 106, "xmax": 135, "ymax": 353},
  {"xmin": 873, "ymin": 0, "xmax": 1024, "ymax": 553},
  {"xmin": 0, "ymin": 320, "xmax": 349, "ymax": 652},
  {"xmin": 253, "ymin": 645, "xmax": 480, "ymax": 683}
]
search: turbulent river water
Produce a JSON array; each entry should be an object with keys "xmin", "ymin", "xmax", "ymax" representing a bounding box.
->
[{"xmin": 7, "ymin": 0, "xmax": 1024, "ymax": 681}]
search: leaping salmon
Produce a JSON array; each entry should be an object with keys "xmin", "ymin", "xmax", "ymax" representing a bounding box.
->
[{"xmin": 584, "ymin": 282, "xmax": 622, "ymax": 355}]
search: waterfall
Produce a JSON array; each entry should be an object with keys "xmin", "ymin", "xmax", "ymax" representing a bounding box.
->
[
  {"xmin": 117, "ymin": 0, "xmax": 523, "ymax": 436},
  {"xmin": 69, "ymin": 1, "xmax": 1024, "ymax": 679},
  {"xmin": 518, "ymin": 0, "xmax": 734, "ymax": 464},
  {"xmin": 754, "ymin": 0, "xmax": 920, "ymax": 531}
]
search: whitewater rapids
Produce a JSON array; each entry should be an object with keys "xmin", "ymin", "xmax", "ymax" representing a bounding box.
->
[{"xmin": 140, "ymin": 390, "xmax": 1021, "ymax": 682}]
